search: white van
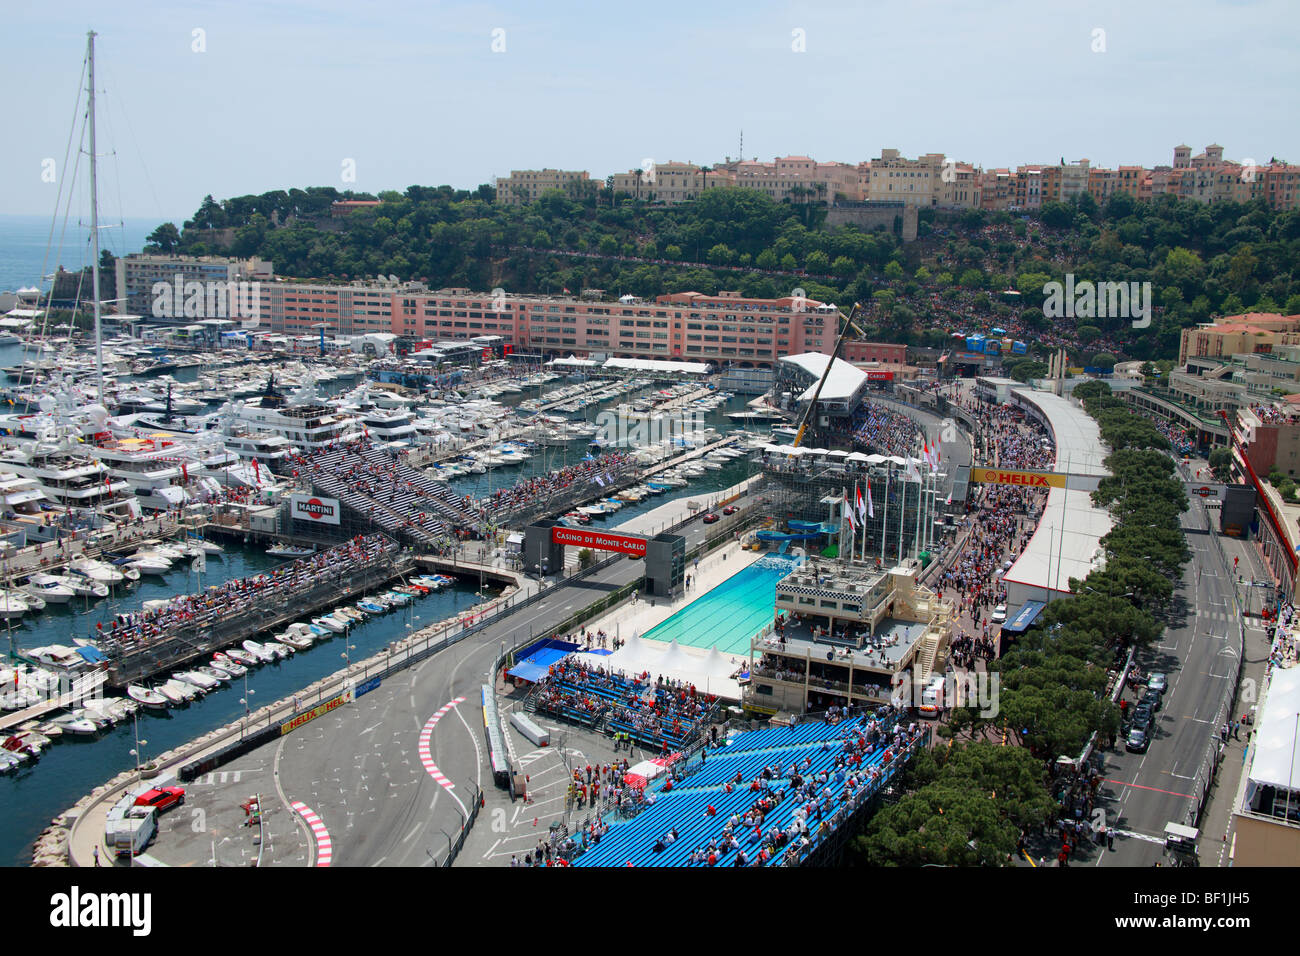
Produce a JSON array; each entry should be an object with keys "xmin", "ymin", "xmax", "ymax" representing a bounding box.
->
[{"xmin": 105, "ymin": 804, "xmax": 157, "ymax": 859}]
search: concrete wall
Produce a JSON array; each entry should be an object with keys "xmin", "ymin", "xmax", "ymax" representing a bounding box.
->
[{"xmin": 824, "ymin": 202, "xmax": 918, "ymax": 242}]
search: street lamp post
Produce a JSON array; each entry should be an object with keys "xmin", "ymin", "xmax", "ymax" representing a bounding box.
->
[{"xmin": 130, "ymin": 709, "xmax": 147, "ymax": 777}]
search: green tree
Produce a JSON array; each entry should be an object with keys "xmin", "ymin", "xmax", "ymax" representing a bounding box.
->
[{"xmin": 146, "ymin": 222, "xmax": 181, "ymax": 253}]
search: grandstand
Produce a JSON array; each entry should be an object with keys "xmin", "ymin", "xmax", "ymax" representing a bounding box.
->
[
  {"xmin": 299, "ymin": 440, "xmax": 478, "ymax": 547},
  {"xmin": 531, "ymin": 658, "xmax": 720, "ymax": 753},
  {"xmin": 568, "ymin": 708, "xmax": 922, "ymax": 867}
]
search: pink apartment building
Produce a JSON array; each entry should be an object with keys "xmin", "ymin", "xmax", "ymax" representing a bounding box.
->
[{"xmin": 253, "ymin": 282, "xmax": 879, "ymax": 367}]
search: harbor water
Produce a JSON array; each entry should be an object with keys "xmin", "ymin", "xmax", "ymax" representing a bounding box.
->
[{"xmin": 0, "ymin": 541, "xmax": 489, "ymax": 866}]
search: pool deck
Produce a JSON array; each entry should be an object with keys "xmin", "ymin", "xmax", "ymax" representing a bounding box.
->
[{"xmin": 575, "ymin": 539, "xmax": 767, "ymax": 669}]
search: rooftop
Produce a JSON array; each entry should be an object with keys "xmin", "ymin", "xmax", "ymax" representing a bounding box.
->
[{"xmin": 780, "ymin": 352, "xmax": 869, "ymax": 403}]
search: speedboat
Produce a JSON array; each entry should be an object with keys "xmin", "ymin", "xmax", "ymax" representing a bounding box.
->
[
  {"xmin": 311, "ymin": 615, "xmax": 348, "ymax": 634},
  {"xmin": 0, "ymin": 687, "xmax": 41, "ymax": 711},
  {"xmin": 126, "ymin": 555, "xmax": 171, "ymax": 576},
  {"xmin": 222, "ymin": 647, "xmax": 259, "ymax": 667},
  {"xmin": 0, "ymin": 752, "xmax": 24, "ymax": 773},
  {"xmin": 81, "ymin": 697, "xmax": 138, "ymax": 724},
  {"xmin": 241, "ymin": 640, "xmax": 275, "ymax": 663},
  {"xmin": 212, "ymin": 653, "xmax": 248, "ymax": 675},
  {"xmin": 174, "ymin": 670, "xmax": 220, "ymax": 691},
  {"xmin": 50, "ymin": 712, "xmax": 100, "ymax": 736},
  {"xmin": 383, "ymin": 590, "xmax": 412, "ymax": 607},
  {"xmin": 160, "ymin": 678, "xmax": 201, "ymax": 702},
  {"xmin": 308, "ymin": 621, "xmax": 332, "ymax": 637},
  {"xmin": 194, "ymin": 665, "xmax": 231, "ymax": 683},
  {"xmin": 49, "ymin": 574, "xmax": 109, "ymax": 600},
  {"xmin": 3, "ymin": 588, "xmax": 42, "ymax": 611},
  {"xmin": 0, "ymin": 593, "xmax": 29, "ymax": 619},
  {"xmin": 334, "ymin": 606, "xmax": 364, "ymax": 623},
  {"xmin": 209, "ymin": 658, "xmax": 244, "ymax": 681},
  {"xmin": 187, "ymin": 538, "xmax": 224, "ymax": 556},
  {"xmin": 69, "ymin": 556, "xmax": 126, "ymax": 585},
  {"xmin": 127, "ymin": 685, "xmax": 170, "ymax": 709},
  {"xmin": 357, "ymin": 600, "xmax": 387, "ymax": 615},
  {"xmin": 393, "ymin": 585, "xmax": 424, "ymax": 598},
  {"xmin": 262, "ymin": 640, "xmax": 293, "ymax": 659},
  {"xmin": 278, "ymin": 630, "xmax": 314, "ymax": 651},
  {"xmin": 23, "ymin": 574, "xmax": 75, "ymax": 604},
  {"xmin": 266, "ymin": 541, "xmax": 317, "ymax": 559},
  {"xmin": 8, "ymin": 729, "xmax": 53, "ymax": 752}
]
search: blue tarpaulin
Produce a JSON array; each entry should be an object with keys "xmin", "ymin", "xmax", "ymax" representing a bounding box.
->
[
  {"xmin": 76, "ymin": 645, "xmax": 108, "ymax": 663},
  {"xmin": 1001, "ymin": 600, "xmax": 1047, "ymax": 634}
]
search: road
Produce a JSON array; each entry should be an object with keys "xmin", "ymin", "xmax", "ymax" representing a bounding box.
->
[
  {"xmin": 1091, "ymin": 485, "xmax": 1257, "ymax": 866},
  {"xmin": 162, "ymin": 501, "xmax": 732, "ymax": 867}
]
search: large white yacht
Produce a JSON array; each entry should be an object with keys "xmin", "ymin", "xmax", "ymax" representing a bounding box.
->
[
  {"xmin": 0, "ymin": 437, "xmax": 136, "ymax": 519},
  {"xmin": 229, "ymin": 377, "xmax": 361, "ymax": 451}
]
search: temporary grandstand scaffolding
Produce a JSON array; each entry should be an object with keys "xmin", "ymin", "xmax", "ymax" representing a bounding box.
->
[{"xmin": 759, "ymin": 454, "xmax": 933, "ymax": 564}]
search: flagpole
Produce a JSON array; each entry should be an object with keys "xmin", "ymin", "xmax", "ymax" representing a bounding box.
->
[
  {"xmin": 881, "ymin": 464, "xmax": 889, "ymax": 563},
  {"xmin": 897, "ymin": 466, "xmax": 906, "ymax": 564},
  {"xmin": 852, "ymin": 480, "xmax": 859, "ymax": 564}
]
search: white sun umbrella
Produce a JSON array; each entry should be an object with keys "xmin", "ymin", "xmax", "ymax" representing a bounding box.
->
[
  {"xmin": 845, "ymin": 451, "xmax": 870, "ymax": 462},
  {"xmin": 886, "ymin": 455, "xmax": 907, "ymax": 466},
  {"xmin": 808, "ymin": 447, "xmax": 831, "ymax": 455},
  {"xmin": 784, "ymin": 446, "xmax": 807, "ymax": 456},
  {"xmin": 866, "ymin": 454, "xmax": 888, "ymax": 465},
  {"xmin": 828, "ymin": 449, "xmax": 850, "ymax": 457}
]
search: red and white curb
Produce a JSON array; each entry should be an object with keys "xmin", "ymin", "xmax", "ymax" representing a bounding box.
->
[
  {"xmin": 291, "ymin": 801, "xmax": 332, "ymax": 866},
  {"xmin": 418, "ymin": 697, "xmax": 465, "ymax": 791}
]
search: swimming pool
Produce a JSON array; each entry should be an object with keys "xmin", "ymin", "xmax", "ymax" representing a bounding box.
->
[{"xmin": 640, "ymin": 554, "xmax": 802, "ymax": 656}]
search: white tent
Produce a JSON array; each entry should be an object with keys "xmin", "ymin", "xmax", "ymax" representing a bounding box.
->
[{"xmin": 1247, "ymin": 667, "xmax": 1300, "ymax": 802}]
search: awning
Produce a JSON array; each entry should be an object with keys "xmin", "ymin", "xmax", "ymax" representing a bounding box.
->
[
  {"xmin": 507, "ymin": 660, "xmax": 552, "ymax": 683},
  {"xmin": 76, "ymin": 645, "xmax": 108, "ymax": 663},
  {"xmin": 1001, "ymin": 600, "xmax": 1047, "ymax": 634}
]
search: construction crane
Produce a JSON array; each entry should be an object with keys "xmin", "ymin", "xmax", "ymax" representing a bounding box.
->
[{"xmin": 791, "ymin": 301, "xmax": 868, "ymax": 448}]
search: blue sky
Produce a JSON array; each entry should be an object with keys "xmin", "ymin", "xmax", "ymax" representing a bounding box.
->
[{"xmin": 2, "ymin": 0, "xmax": 1295, "ymax": 222}]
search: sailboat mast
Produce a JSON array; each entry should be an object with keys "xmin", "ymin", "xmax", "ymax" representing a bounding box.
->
[{"xmin": 87, "ymin": 30, "xmax": 104, "ymax": 406}]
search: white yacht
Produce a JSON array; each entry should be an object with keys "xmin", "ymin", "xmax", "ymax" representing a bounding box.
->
[
  {"xmin": 23, "ymin": 574, "xmax": 75, "ymax": 604},
  {"xmin": 0, "ymin": 438, "xmax": 136, "ymax": 520}
]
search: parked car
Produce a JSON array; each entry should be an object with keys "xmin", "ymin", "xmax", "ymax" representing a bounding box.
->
[
  {"xmin": 991, "ymin": 604, "xmax": 1007, "ymax": 624},
  {"xmin": 1142, "ymin": 688, "xmax": 1162, "ymax": 713},
  {"xmin": 1126, "ymin": 727, "xmax": 1150, "ymax": 753},
  {"xmin": 134, "ymin": 786, "xmax": 185, "ymax": 813},
  {"xmin": 1131, "ymin": 703, "xmax": 1154, "ymax": 731},
  {"xmin": 702, "ymin": 513, "xmax": 719, "ymax": 524},
  {"xmin": 1147, "ymin": 672, "xmax": 1168, "ymax": 694},
  {"xmin": 722, "ymin": 506, "xmax": 738, "ymax": 516}
]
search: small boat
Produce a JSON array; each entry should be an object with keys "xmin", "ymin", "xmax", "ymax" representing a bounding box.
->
[
  {"xmin": 266, "ymin": 541, "xmax": 317, "ymax": 559},
  {"xmin": 81, "ymin": 697, "xmax": 137, "ymax": 723},
  {"xmin": 23, "ymin": 574, "xmax": 75, "ymax": 604},
  {"xmin": 279, "ymin": 630, "xmax": 314, "ymax": 651},
  {"xmin": 0, "ymin": 751, "xmax": 24, "ymax": 773},
  {"xmin": 187, "ymin": 538, "xmax": 224, "ymax": 556},
  {"xmin": 311, "ymin": 615, "xmax": 348, "ymax": 634},
  {"xmin": 222, "ymin": 647, "xmax": 259, "ymax": 668},
  {"xmin": 412, "ymin": 576, "xmax": 445, "ymax": 591},
  {"xmin": 174, "ymin": 670, "xmax": 220, "ymax": 691},
  {"xmin": 241, "ymin": 640, "xmax": 275, "ymax": 663},
  {"xmin": 126, "ymin": 556, "xmax": 171, "ymax": 576},
  {"xmin": 392, "ymin": 585, "xmax": 423, "ymax": 598},
  {"xmin": 335, "ymin": 606, "xmax": 365, "ymax": 622},
  {"xmin": 0, "ymin": 688, "xmax": 42, "ymax": 711},
  {"xmin": 357, "ymin": 600, "xmax": 387, "ymax": 615},
  {"xmin": 194, "ymin": 665, "xmax": 231, "ymax": 683},
  {"xmin": 308, "ymin": 622, "xmax": 332, "ymax": 637},
  {"xmin": 50, "ymin": 575, "xmax": 110, "ymax": 600},
  {"xmin": 211, "ymin": 654, "xmax": 247, "ymax": 677},
  {"xmin": 50, "ymin": 713, "xmax": 100, "ymax": 736},
  {"xmin": 262, "ymin": 640, "xmax": 293, "ymax": 659},
  {"xmin": 127, "ymin": 685, "xmax": 170, "ymax": 709},
  {"xmin": 160, "ymin": 678, "xmax": 201, "ymax": 702},
  {"xmin": 0, "ymin": 593, "xmax": 29, "ymax": 619},
  {"xmin": 7, "ymin": 729, "xmax": 52, "ymax": 753},
  {"xmin": 69, "ymin": 556, "xmax": 126, "ymax": 585},
  {"xmin": 3, "ymin": 588, "xmax": 42, "ymax": 611},
  {"xmin": 383, "ymin": 590, "xmax": 412, "ymax": 607}
]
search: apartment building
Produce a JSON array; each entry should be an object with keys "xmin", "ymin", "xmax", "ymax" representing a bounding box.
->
[
  {"xmin": 494, "ymin": 169, "xmax": 592, "ymax": 206},
  {"xmin": 115, "ymin": 254, "xmax": 273, "ymax": 318},
  {"xmin": 1014, "ymin": 166, "xmax": 1043, "ymax": 210},
  {"xmin": 251, "ymin": 281, "xmax": 842, "ymax": 367},
  {"xmin": 1178, "ymin": 313, "xmax": 1300, "ymax": 366},
  {"xmin": 979, "ymin": 168, "xmax": 1015, "ymax": 211}
]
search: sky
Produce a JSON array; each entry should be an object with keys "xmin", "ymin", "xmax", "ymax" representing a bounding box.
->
[{"xmin": 1, "ymin": 0, "xmax": 1296, "ymax": 224}]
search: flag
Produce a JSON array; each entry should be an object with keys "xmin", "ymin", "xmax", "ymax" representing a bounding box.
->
[
  {"xmin": 843, "ymin": 489, "xmax": 856, "ymax": 531},
  {"xmin": 856, "ymin": 483, "xmax": 866, "ymax": 522},
  {"xmin": 905, "ymin": 456, "xmax": 922, "ymax": 482},
  {"xmin": 865, "ymin": 477, "xmax": 875, "ymax": 518},
  {"xmin": 923, "ymin": 441, "xmax": 934, "ymax": 469},
  {"xmin": 592, "ymin": 474, "xmax": 606, "ymax": 487},
  {"xmin": 181, "ymin": 462, "xmax": 188, "ymax": 482},
  {"xmin": 933, "ymin": 440, "xmax": 942, "ymax": 467}
]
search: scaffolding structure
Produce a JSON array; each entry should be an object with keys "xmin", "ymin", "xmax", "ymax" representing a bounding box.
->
[{"xmin": 758, "ymin": 455, "xmax": 941, "ymax": 565}]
